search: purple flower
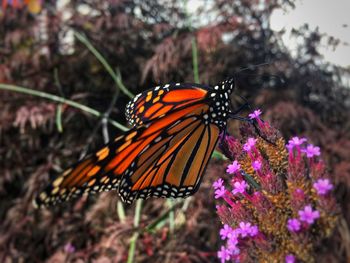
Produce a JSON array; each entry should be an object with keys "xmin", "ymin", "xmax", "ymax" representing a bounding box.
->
[
  {"xmin": 232, "ymin": 181, "xmax": 247, "ymax": 195},
  {"xmin": 243, "ymin": 138, "xmax": 257, "ymax": 152},
  {"xmin": 217, "ymin": 246, "xmax": 231, "ymax": 263},
  {"xmin": 227, "ymin": 160, "xmax": 241, "ymax": 174},
  {"xmin": 252, "ymin": 160, "xmax": 262, "ymax": 171},
  {"xmin": 286, "ymin": 136, "xmax": 307, "ymax": 151},
  {"xmin": 313, "ymin": 178, "xmax": 333, "ymax": 195},
  {"xmin": 285, "ymin": 254, "xmax": 296, "ymax": 263},
  {"xmin": 220, "ymin": 224, "xmax": 234, "ymax": 240},
  {"xmin": 227, "ymin": 236, "xmax": 240, "ymax": 255},
  {"xmin": 299, "ymin": 205, "xmax": 320, "ymax": 225},
  {"xmin": 239, "ymin": 222, "xmax": 254, "ymax": 238},
  {"xmin": 236, "ymin": 223, "xmax": 259, "ymax": 237},
  {"xmin": 287, "ymin": 218, "xmax": 301, "ymax": 232},
  {"xmin": 64, "ymin": 243, "xmax": 75, "ymax": 253},
  {"xmin": 213, "ymin": 178, "xmax": 224, "ymax": 190},
  {"xmin": 289, "ymin": 137, "xmax": 307, "ymax": 146},
  {"xmin": 302, "ymin": 144, "xmax": 321, "ymax": 158},
  {"xmin": 227, "ymin": 235, "xmax": 238, "ymax": 247},
  {"xmin": 215, "ymin": 186, "xmax": 226, "ymax": 199},
  {"xmin": 232, "ymin": 181, "xmax": 248, "ymax": 195},
  {"xmin": 248, "ymin": 225, "xmax": 259, "ymax": 237},
  {"xmin": 248, "ymin": 109, "xmax": 262, "ymax": 119}
]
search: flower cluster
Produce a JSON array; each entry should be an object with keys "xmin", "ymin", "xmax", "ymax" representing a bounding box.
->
[{"xmin": 215, "ymin": 110, "xmax": 338, "ymax": 262}]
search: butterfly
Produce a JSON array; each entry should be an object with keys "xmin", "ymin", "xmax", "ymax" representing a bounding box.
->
[{"xmin": 34, "ymin": 78, "xmax": 236, "ymax": 207}]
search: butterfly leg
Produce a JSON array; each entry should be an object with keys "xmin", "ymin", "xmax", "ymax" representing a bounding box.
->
[
  {"xmin": 228, "ymin": 114, "xmax": 275, "ymax": 145},
  {"xmin": 230, "ymin": 102, "xmax": 251, "ymax": 115}
]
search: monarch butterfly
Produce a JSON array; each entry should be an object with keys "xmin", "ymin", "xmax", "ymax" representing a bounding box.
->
[{"xmin": 34, "ymin": 78, "xmax": 237, "ymax": 207}]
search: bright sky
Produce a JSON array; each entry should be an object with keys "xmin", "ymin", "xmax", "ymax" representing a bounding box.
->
[{"xmin": 270, "ymin": 0, "xmax": 350, "ymax": 67}]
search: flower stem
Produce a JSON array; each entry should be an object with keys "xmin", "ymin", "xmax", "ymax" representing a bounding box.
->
[{"xmin": 127, "ymin": 199, "xmax": 143, "ymax": 263}]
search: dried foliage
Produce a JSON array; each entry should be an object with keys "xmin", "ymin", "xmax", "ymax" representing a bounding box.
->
[{"xmin": 0, "ymin": 0, "xmax": 350, "ymax": 262}]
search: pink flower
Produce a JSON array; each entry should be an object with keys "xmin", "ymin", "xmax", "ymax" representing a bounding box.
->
[
  {"xmin": 285, "ymin": 254, "xmax": 296, "ymax": 263},
  {"xmin": 252, "ymin": 160, "xmax": 262, "ymax": 171},
  {"xmin": 238, "ymin": 222, "xmax": 258, "ymax": 237},
  {"xmin": 232, "ymin": 181, "xmax": 247, "ymax": 195},
  {"xmin": 213, "ymin": 178, "xmax": 224, "ymax": 190},
  {"xmin": 248, "ymin": 225, "xmax": 259, "ymax": 237},
  {"xmin": 313, "ymin": 178, "xmax": 333, "ymax": 195},
  {"xmin": 299, "ymin": 205, "xmax": 320, "ymax": 225},
  {"xmin": 248, "ymin": 109, "xmax": 262, "ymax": 119},
  {"xmin": 287, "ymin": 218, "xmax": 301, "ymax": 232},
  {"xmin": 215, "ymin": 186, "xmax": 226, "ymax": 199},
  {"xmin": 243, "ymin": 138, "xmax": 257, "ymax": 152},
  {"xmin": 219, "ymin": 134, "xmax": 241, "ymax": 159},
  {"xmin": 286, "ymin": 136, "xmax": 307, "ymax": 151},
  {"xmin": 302, "ymin": 144, "xmax": 321, "ymax": 158},
  {"xmin": 220, "ymin": 224, "xmax": 234, "ymax": 240},
  {"xmin": 227, "ymin": 237, "xmax": 240, "ymax": 255},
  {"xmin": 217, "ymin": 246, "xmax": 231, "ymax": 263},
  {"xmin": 226, "ymin": 160, "xmax": 241, "ymax": 174},
  {"xmin": 64, "ymin": 243, "xmax": 75, "ymax": 253}
]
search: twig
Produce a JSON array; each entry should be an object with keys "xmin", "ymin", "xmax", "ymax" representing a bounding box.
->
[
  {"xmin": 54, "ymin": 68, "xmax": 64, "ymax": 133},
  {"xmin": 79, "ymin": 84, "xmax": 121, "ymax": 159}
]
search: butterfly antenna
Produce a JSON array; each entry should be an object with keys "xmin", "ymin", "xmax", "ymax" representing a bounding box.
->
[
  {"xmin": 235, "ymin": 61, "xmax": 272, "ymax": 74},
  {"xmin": 233, "ymin": 60, "xmax": 285, "ymax": 86}
]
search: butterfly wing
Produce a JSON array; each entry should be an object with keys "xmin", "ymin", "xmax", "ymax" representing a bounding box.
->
[
  {"xmin": 125, "ymin": 83, "xmax": 210, "ymax": 127},
  {"xmin": 34, "ymin": 102, "xmax": 217, "ymax": 207},
  {"xmin": 119, "ymin": 114, "xmax": 220, "ymax": 203},
  {"xmin": 33, "ymin": 132, "xmax": 131, "ymax": 207}
]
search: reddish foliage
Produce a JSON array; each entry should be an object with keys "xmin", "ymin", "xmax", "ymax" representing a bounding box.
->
[{"xmin": 0, "ymin": 0, "xmax": 350, "ymax": 262}]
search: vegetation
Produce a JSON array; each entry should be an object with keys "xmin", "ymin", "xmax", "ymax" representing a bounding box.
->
[{"xmin": 0, "ymin": 0, "xmax": 349, "ymax": 262}]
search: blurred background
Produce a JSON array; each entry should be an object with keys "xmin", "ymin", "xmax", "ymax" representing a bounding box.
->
[{"xmin": 0, "ymin": 0, "xmax": 350, "ymax": 262}]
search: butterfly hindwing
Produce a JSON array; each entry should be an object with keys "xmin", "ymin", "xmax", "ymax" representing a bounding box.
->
[
  {"xmin": 33, "ymin": 131, "xmax": 139, "ymax": 207},
  {"xmin": 125, "ymin": 83, "xmax": 210, "ymax": 127},
  {"xmin": 119, "ymin": 117, "xmax": 220, "ymax": 203}
]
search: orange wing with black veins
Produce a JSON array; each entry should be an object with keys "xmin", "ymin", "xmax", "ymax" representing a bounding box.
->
[
  {"xmin": 125, "ymin": 83, "xmax": 209, "ymax": 127},
  {"xmin": 34, "ymin": 102, "xmax": 218, "ymax": 206}
]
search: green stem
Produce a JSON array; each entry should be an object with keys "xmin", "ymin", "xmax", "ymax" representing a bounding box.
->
[
  {"xmin": 127, "ymin": 199, "xmax": 143, "ymax": 263},
  {"xmin": 0, "ymin": 83, "xmax": 128, "ymax": 132},
  {"xmin": 212, "ymin": 150, "xmax": 227, "ymax": 160},
  {"xmin": 117, "ymin": 201, "xmax": 126, "ymax": 224},
  {"xmin": 241, "ymin": 171, "xmax": 261, "ymax": 190},
  {"xmin": 166, "ymin": 199, "xmax": 175, "ymax": 233},
  {"xmin": 74, "ymin": 31, "xmax": 134, "ymax": 99},
  {"xmin": 145, "ymin": 200, "xmax": 183, "ymax": 232},
  {"xmin": 191, "ymin": 37, "xmax": 199, "ymax": 83},
  {"xmin": 56, "ymin": 104, "xmax": 63, "ymax": 133}
]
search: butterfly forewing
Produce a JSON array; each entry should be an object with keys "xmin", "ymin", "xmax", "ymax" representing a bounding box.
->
[{"xmin": 125, "ymin": 83, "xmax": 210, "ymax": 127}]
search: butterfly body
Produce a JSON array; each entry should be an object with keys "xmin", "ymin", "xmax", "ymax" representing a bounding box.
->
[{"xmin": 34, "ymin": 78, "xmax": 235, "ymax": 207}]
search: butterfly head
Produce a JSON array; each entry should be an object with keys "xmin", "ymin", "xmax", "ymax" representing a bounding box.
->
[{"xmin": 222, "ymin": 77, "xmax": 235, "ymax": 93}]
